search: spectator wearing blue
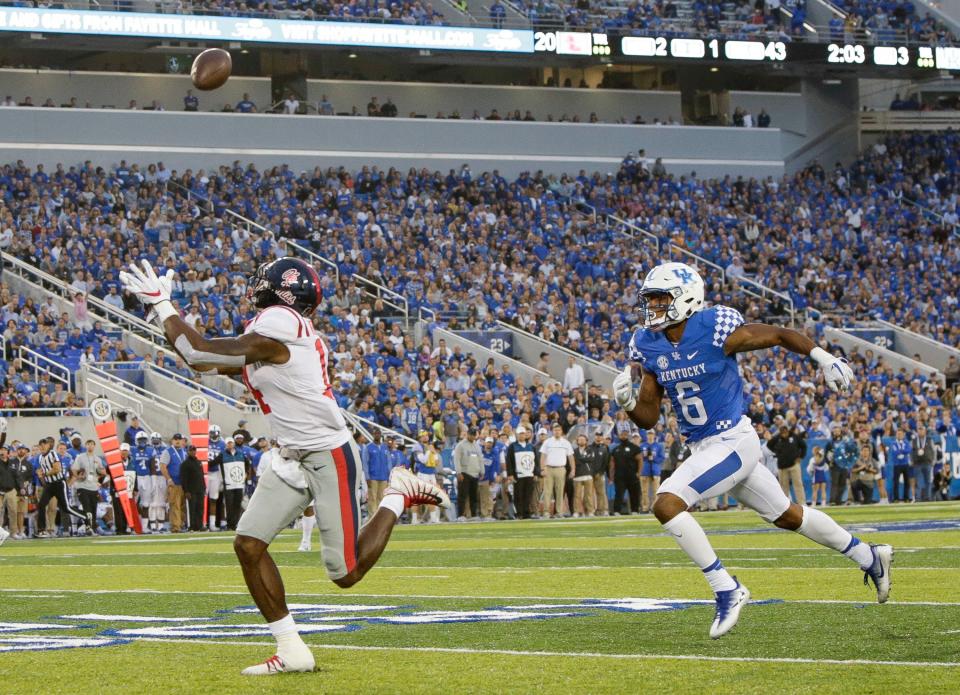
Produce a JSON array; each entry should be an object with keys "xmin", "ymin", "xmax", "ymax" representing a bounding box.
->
[
  {"xmin": 363, "ymin": 429, "xmax": 391, "ymax": 516},
  {"xmin": 825, "ymin": 426, "xmax": 857, "ymax": 505},
  {"xmin": 123, "ymin": 416, "xmax": 143, "ymax": 447},
  {"xmin": 490, "ymin": 0, "xmax": 506, "ymax": 28},
  {"xmin": 886, "ymin": 428, "xmax": 913, "ymax": 502},
  {"xmin": 386, "ymin": 436, "xmax": 408, "ymax": 471},
  {"xmin": 479, "ymin": 436, "xmax": 499, "ymax": 520},
  {"xmin": 400, "ymin": 396, "xmax": 423, "ymax": 437},
  {"xmin": 639, "ymin": 429, "xmax": 664, "ymax": 514},
  {"xmin": 235, "ymin": 93, "xmax": 257, "ymax": 113},
  {"xmin": 910, "ymin": 425, "xmax": 935, "ymax": 502},
  {"xmin": 183, "ymin": 90, "xmax": 199, "ymax": 112},
  {"xmin": 160, "ymin": 433, "xmax": 187, "ymax": 533}
]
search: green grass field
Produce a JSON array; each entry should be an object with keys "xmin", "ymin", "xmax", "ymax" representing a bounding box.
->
[{"xmin": 2, "ymin": 503, "xmax": 959, "ymax": 694}]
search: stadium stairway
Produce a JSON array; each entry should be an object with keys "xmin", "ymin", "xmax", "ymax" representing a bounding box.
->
[
  {"xmin": 603, "ymin": 210, "xmax": 798, "ymax": 322},
  {"xmin": 839, "ymin": 320, "xmax": 960, "ymax": 374},
  {"xmin": 4, "ymin": 253, "xmax": 250, "ymax": 403}
]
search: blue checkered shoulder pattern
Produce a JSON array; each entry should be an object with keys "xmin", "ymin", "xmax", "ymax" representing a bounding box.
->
[{"xmin": 711, "ymin": 306, "xmax": 745, "ymax": 349}]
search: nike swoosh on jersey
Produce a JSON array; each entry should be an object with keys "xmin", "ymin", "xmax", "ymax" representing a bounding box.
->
[{"xmin": 686, "ymin": 351, "xmax": 698, "ymax": 359}]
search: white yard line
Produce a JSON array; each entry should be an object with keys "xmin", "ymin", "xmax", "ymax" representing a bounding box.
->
[
  {"xmin": 133, "ymin": 638, "xmax": 960, "ymax": 667},
  {"xmin": 5, "ymin": 588, "xmax": 960, "ymax": 606},
  {"xmin": 4, "ymin": 563, "xmax": 954, "ymax": 571},
  {"xmin": 7, "ymin": 545, "xmax": 959, "ymax": 559}
]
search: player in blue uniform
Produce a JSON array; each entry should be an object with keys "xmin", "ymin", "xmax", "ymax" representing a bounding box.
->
[
  {"xmin": 613, "ymin": 262, "xmax": 893, "ymax": 638},
  {"xmin": 207, "ymin": 425, "xmax": 226, "ymax": 531},
  {"xmin": 130, "ymin": 431, "xmax": 155, "ymax": 529}
]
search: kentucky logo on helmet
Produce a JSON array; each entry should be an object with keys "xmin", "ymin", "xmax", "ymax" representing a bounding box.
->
[{"xmin": 280, "ymin": 269, "xmax": 300, "ymax": 287}]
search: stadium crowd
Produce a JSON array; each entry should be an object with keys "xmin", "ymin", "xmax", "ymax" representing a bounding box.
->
[
  {"xmin": 0, "ymin": 357, "xmax": 954, "ymax": 540},
  {"xmin": 0, "ymin": 126, "xmax": 957, "ymax": 538}
]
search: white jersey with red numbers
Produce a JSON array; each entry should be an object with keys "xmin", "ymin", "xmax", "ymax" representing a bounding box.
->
[{"xmin": 242, "ymin": 305, "xmax": 350, "ymax": 451}]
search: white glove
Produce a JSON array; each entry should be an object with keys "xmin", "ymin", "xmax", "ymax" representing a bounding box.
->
[
  {"xmin": 612, "ymin": 366, "xmax": 637, "ymax": 411},
  {"xmin": 119, "ymin": 260, "xmax": 176, "ymax": 324},
  {"xmin": 810, "ymin": 347, "xmax": 855, "ymax": 393},
  {"xmin": 0, "ymin": 417, "xmax": 7, "ymax": 433}
]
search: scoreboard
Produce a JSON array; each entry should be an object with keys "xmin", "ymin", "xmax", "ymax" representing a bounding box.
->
[
  {"xmin": 0, "ymin": 5, "xmax": 957, "ymax": 73},
  {"xmin": 532, "ymin": 31, "xmax": 960, "ymax": 71}
]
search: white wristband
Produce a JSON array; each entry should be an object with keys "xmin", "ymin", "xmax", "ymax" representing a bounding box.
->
[
  {"xmin": 809, "ymin": 346, "xmax": 833, "ymax": 367},
  {"xmin": 152, "ymin": 300, "xmax": 178, "ymax": 324}
]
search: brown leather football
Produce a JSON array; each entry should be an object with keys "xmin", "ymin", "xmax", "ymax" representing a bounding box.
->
[{"xmin": 191, "ymin": 48, "xmax": 232, "ymax": 91}]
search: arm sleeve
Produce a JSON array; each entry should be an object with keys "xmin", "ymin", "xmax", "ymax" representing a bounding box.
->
[
  {"xmin": 713, "ymin": 306, "xmax": 746, "ymax": 349},
  {"xmin": 505, "ymin": 446, "xmax": 516, "ymax": 477},
  {"xmin": 249, "ymin": 306, "xmax": 304, "ymax": 344}
]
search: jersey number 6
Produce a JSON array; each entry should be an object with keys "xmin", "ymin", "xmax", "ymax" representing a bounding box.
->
[{"xmin": 675, "ymin": 380, "xmax": 708, "ymax": 426}]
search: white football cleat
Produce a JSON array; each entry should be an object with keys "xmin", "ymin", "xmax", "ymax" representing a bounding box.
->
[
  {"xmin": 0, "ymin": 526, "xmax": 9, "ymax": 546},
  {"xmin": 241, "ymin": 650, "xmax": 315, "ymax": 676},
  {"xmin": 863, "ymin": 543, "xmax": 894, "ymax": 604},
  {"xmin": 709, "ymin": 578, "xmax": 750, "ymax": 639},
  {"xmin": 387, "ymin": 467, "xmax": 451, "ymax": 509}
]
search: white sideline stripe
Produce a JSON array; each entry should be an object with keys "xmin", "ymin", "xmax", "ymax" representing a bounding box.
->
[
  {"xmin": 0, "ymin": 142, "xmax": 782, "ymax": 168},
  {"xmin": 18, "ymin": 545, "xmax": 960, "ymax": 556},
  {"xmin": 133, "ymin": 638, "xmax": 960, "ymax": 667},
  {"xmin": 4, "ymin": 588, "xmax": 960, "ymax": 606},
  {"xmin": 5, "ymin": 563, "xmax": 954, "ymax": 571}
]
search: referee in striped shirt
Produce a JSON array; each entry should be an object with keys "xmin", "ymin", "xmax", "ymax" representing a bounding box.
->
[{"xmin": 36, "ymin": 437, "xmax": 88, "ymax": 537}]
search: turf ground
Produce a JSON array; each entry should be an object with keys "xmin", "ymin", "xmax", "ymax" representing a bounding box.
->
[{"xmin": 1, "ymin": 502, "xmax": 959, "ymax": 694}]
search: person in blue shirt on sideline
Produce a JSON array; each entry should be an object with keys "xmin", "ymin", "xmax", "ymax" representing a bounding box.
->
[
  {"xmin": 639, "ymin": 429, "xmax": 664, "ymax": 513},
  {"xmin": 363, "ymin": 429, "xmax": 390, "ymax": 516},
  {"xmin": 479, "ymin": 437, "xmax": 499, "ymax": 520},
  {"xmin": 613, "ymin": 262, "xmax": 893, "ymax": 639},
  {"xmin": 885, "ymin": 428, "xmax": 913, "ymax": 502}
]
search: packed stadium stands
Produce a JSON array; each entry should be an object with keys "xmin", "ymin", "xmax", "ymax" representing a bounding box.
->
[{"xmin": 0, "ymin": 118, "xmax": 957, "ymax": 538}]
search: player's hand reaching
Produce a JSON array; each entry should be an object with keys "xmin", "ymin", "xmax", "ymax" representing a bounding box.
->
[
  {"xmin": 810, "ymin": 347, "xmax": 855, "ymax": 393},
  {"xmin": 612, "ymin": 366, "xmax": 637, "ymax": 411},
  {"xmin": 119, "ymin": 260, "xmax": 175, "ymax": 323}
]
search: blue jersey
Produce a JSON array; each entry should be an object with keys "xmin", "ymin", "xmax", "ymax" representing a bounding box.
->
[
  {"xmin": 208, "ymin": 438, "xmax": 226, "ymax": 472},
  {"xmin": 481, "ymin": 447, "xmax": 499, "ymax": 483},
  {"xmin": 888, "ymin": 438, "xmax": 912, "ymax": 466},
  {"xmin": 629, "ymin": 305, "xmax": 745, "ymax": 443},
  {"xmin": 130, "ymin": 445, "xmax": 155, "ymax": 476}
]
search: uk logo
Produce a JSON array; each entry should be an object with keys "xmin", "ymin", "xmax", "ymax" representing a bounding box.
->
[
  {"xmin": 672, "ymin": 268, "xmax": 695, "ymax": 284},
  {"xmin": 280, "ymin": 268, "xmax": 300, "ymax": 287},
  {"xmin": 672, "ymin": 352, "xmax": 681, "ymax": 361}
]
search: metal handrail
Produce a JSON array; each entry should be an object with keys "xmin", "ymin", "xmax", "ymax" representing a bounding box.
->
[
  {"xmin": 4, "ymin": 253, "xmax": 166, "ymax": 345},
  {"xmin": 493, "ymin": 319, "xmax": 615, "ymax": 373},
  {"xmin": 343, "ymin": 411, "xmax": 420, "ymax": 449},
  {"xmin": 17, "ymin": 346, "xmax": 71, "ymax": 389},
  {"xmin": 283, "ymin": 239, "xmax": 409, "ymax": 318},
  {"xmin": 873, "ymin": 319, "xmax": 960, "ymax": 356},
  {"xmin": 84, "ymin": 363, "xmax": 183, "ymax": 413},
  {"xmin": 606, "ymin": 211, "xmax": 795, "ymax": 322},
  {"xmin": 143, "ymin": 360, "xmax": 258, "ymax": 411},
  {"xmin": 0, "ymin": 407, "xmax": 91, "ymax": 416}
]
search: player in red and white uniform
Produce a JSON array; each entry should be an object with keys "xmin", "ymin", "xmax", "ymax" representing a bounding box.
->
[{"xmin": 121, "ymin": 257, "xmax": 449, "ymax": 676}]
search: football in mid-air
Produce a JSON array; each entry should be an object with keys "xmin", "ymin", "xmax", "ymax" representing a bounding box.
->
[{"xmin": 191, "ymin": 48, "xmax": 232, "ymax": 91}]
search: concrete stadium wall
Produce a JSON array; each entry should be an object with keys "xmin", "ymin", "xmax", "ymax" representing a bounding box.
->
[
  {"xmin": 0, "ymin": 107, "xmax": 785, "ymax": 178},
  {"xmin": 0, "ymin": 69, "xmax": 682, "ymax": 123},
  {"xmin": 6, "ymin": 416, "xmax": 97, "ymax": 448},
  {"xmin": 728, "ymin": 90, "xmax": 805, "ymax": 134}
]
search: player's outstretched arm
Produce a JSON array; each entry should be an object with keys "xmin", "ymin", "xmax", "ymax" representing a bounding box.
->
[
  {"xmin": 120, "ymin": 260, "xmax": 288, "ymax": 374},
  {"xmin": 724, "ymin": 323, "xmax": 854, "ymax": 393},
  {"xmin": 613, "ymin": 364, "xmax": 663, "ymax": 430}
]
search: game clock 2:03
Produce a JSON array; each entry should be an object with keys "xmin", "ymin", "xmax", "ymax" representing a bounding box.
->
[{"xmin": 827, "ymin": 43, "xmax": 866, "ymax": 64}]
